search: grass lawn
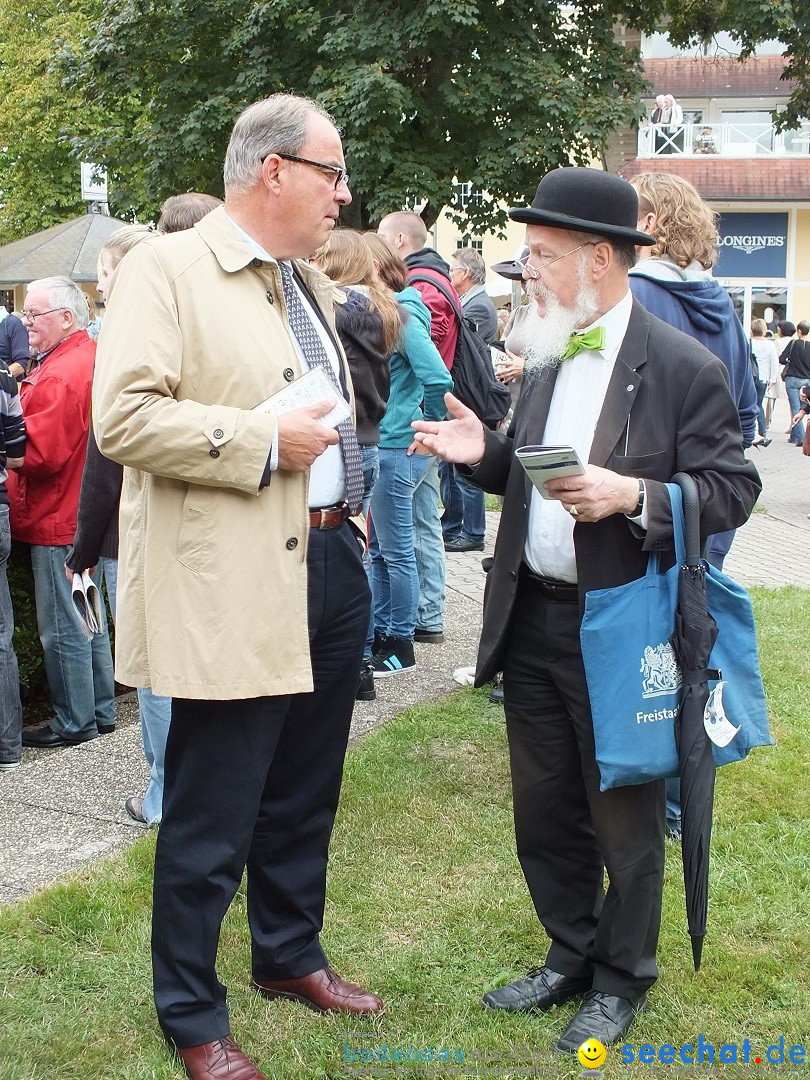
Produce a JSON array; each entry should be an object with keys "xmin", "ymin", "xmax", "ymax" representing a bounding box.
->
[{"xmin": 0, "ymin": 588, "xmax": 808, "ymax": 1079}]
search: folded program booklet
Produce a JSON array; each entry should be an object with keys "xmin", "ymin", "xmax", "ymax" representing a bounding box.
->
[
  {"xmin": 71, "ymin": 570, "xmax": 104, "ymax": 639},
  {"xmin": 515, "ymin": 444, "xmax": 585, "ymax": 499},
  {"xmin": 254, "ymin": 367, "xmax": 351, "ymax": 429}
]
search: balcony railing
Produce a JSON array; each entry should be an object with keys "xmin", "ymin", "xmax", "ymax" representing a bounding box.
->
[{"xmin": 638, "ymin": 122, "xmax": 810, "ymax": 158}]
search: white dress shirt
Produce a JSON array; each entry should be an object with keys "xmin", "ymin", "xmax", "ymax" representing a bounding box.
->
[
  {"xmin": 524, "ymin": 290, "xmax": 636, "ymax": 582},
  {"xmin": 226, "ymin": 213, "xmax": 345, "ymax": 508}
]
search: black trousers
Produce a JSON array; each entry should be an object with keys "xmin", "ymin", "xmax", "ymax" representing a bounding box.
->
[
  {"xmin": 502, "ymin": 574, "xmax": 665, "ymax": 1002},
  {"xmin": 152, "ymin": 523, "xmax": 370, "ymax": 1047}
]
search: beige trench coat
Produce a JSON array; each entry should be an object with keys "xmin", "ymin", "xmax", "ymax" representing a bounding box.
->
[{"xmin": 93, "ymin": 206, "xmax": 357, "ymax": 699}]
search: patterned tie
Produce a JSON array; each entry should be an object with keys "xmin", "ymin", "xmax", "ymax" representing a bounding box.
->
[
  {"xmin": 277, "ymin": 261, "xmax": 364, "ymax": 512},
  {"xmin": 561, "ymin": 325, "xmax": 607, "ymax": 361}
]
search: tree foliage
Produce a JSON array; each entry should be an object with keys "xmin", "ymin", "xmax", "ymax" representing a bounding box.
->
[
  {"xmin": 2, "ymin": 1, "xmax": 808, "ymax": 242},
  {"xmin": 0, "ymin": 0, "xmax": 150, "ymax": 242}
]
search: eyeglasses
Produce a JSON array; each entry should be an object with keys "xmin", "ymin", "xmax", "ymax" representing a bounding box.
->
[
  {"xmin": 21, "ymin": 308, "xmax": 63, "ymax": 323},
  {"xmin": 516, "ymin": 242, "xmax": 594, "ymax": 280},
  {"xmin": 265, "ymin": 152, "xmax": 349, "ymax": 190}
]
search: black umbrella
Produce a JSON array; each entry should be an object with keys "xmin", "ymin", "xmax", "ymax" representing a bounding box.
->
[{"xmin": 670, "ymin": 472, "xmax": 719, "ymax": 971}]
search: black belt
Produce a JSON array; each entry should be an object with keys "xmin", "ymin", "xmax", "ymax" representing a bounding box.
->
[
  {"xmin": 309, "ymin": 503, "xmax": 351, "ymax": 530},
  {"xmin": 523, "ymin": 568, "xmax": 579, "ymax": 603}
]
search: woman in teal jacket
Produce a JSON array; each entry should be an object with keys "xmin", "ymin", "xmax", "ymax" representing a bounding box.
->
[{"xmin": 363, "ymin": 234, "xmax": 452, "ymax": 679}]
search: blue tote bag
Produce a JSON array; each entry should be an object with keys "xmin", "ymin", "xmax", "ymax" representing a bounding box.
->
[{"xmin": 580, "ymin": 483, "xmax": 771, "ymax": 790}]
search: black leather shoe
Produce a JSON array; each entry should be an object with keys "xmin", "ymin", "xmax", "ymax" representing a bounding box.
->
[
  {"xmin": 444, "ymin": 536, "xmax": 485, "ymax": 553},
  {"xmin": 21, "ymin": 724, "xmax": 94, "ymax": 748},
  {"xmin": 482, "ymin": 967, "xmax": 591, "ymax": 1013},
  {"xmin": 556, "ymin": 990, "xmax": 645, "ymax": 1052},
  {"xmin": 97, "ymin": 723, "xmax": 116, "ymax": 735},
  {"xmin": 356, "ymin": 661, "xmax": 376, "ymax": 702}
]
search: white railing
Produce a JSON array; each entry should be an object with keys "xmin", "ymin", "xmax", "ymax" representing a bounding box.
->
[{"xmin": 638, "ymin": 122, "xmax": 810, "ymax": 157}]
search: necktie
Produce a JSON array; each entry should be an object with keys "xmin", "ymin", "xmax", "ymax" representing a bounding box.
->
[
  {"xmin": 561, "ymin": 325, "xmax": 606, "ymax": 361},
  {"xmin": 277, "ymin": 262, "xmax": 364, "ymax": 512}
]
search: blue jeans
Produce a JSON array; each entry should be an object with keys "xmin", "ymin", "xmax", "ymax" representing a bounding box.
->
[
  {"xmin": 369, "ymin": 448, "xmax": 432, "ymax": 640},
  {"xmin": 412, "ymin": 454, "xmax": 446, "ymax": 633},
  {"xmin": 439, "ymin": 461, "xmax": 486, "ymax": 543},
  {"xmin": 755, "ymin": 378, "xmax": 767, "ymax": 437},
  {"xmin": 137, "ymin": 687, "xmax": 172, "ymax": 826},
  {"xmin": 30, "ymin": 544, "xmax": 116, "ymax": 741},
  {"xmin": 785, "ymin": 376, "xmax": 805, "ymax": 444},
  {"xmin": 101, "ymin": 557, "xmax": 118, "ymax": 618},
  {"xmin": 0, "ymin": 508, "xmax": 22, "ymax": 765}
]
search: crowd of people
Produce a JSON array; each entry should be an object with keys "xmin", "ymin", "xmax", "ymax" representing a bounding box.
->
[{"xmin": 0, "ymin": 92, "xmax": 788, "ymax": 1080}]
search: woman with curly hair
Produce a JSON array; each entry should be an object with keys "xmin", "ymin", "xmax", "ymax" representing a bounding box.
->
[{"xmin": 629, "ymin": 171, "xmax": 759, "ymax": 464}]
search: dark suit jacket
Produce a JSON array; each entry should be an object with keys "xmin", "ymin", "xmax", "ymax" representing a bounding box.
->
[{"xmin": 468, "ymin": 299, "xmax": 762, "ymax": 685}]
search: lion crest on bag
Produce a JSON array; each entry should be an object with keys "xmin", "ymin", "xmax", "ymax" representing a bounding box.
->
[{"xmin": 640, "ymin": 642, "xmax": 682, "ymax": 698}]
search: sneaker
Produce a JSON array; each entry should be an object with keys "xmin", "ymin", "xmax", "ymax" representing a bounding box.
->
[
  {"xmin": 371, "ymin": 637, "xmax": 415, "ymax": 677},
  {"xmin": 0, "ymin": 760, "xmax": 21, "ymax": 771},
  {"xmin": 356, "ymin": 660, "xmax": 376, "ymax": 701},
  {"xmin": 124, "ymin": 796, "xmax": 148, "ymax": 825},
  {"xmin": 413, "ymin": 628, "xmax": 445, "ymax": 644}
]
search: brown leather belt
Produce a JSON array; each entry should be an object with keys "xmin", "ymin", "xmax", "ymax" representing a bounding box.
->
[
  {"xmin": 309, "ymin": 503, "xmax": 351, "ymax": 530},
  {"xmin": 524, "ymin": 568, "xmax": 579, "ymax": 603}
]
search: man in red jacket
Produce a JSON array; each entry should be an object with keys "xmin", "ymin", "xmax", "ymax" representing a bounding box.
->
[{"xmin": 8, "ymin": 276, "xmax": 116, "ymax": 747}]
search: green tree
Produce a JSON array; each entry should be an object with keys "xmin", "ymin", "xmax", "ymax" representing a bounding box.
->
[
  {"xmin": 23, "ymin": 0, "xmax": 810, "ymax": 237},
  {"xmin": 0, "ymin": 0, "xmax": 150, "ymax": 242}
]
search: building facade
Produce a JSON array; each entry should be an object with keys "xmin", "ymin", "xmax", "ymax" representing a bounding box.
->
[{"xmin": 613, "ymin": 31, "xmax": 810, "ymax": 329}]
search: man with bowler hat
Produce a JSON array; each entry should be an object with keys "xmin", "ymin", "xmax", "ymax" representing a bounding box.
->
[
  {"xmin": 412, "ymin": 167, "xmax": 759, "ymax": 1050},
  {"xmin": 94, "ymin": 94, "xmax": 382, "ymax": 1080}
]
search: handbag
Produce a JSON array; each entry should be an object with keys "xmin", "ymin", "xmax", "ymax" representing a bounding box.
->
[
  {"xmin": 580, "ymin": 483, "xmax": 772, "ymax": 790},
  {"xmin": 780, "ymin": 340, "xmax": 792, "ymax": 381}
]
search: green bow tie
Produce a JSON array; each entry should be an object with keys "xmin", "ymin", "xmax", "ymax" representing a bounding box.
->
[{"xmin": 562, "ymin": 326, "xmax": 606, "ymax": 360}]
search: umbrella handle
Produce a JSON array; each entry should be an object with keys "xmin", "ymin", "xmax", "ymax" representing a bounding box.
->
[{"xmin": 672, "ymin": 472, "xmax": 701, "ymax": 567}]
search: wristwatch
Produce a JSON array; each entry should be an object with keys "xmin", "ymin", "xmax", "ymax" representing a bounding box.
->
[{"xmin": 630, "ymin": 479, "xmax": 645, "ymax": 518}]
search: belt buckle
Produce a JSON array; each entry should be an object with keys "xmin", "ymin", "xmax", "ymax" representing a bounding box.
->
[{"xmin": 315, "ymin": 508, "xmax": 330, "ymax": 530}]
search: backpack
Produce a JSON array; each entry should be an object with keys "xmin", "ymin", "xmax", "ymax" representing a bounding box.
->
[{"xmin": 408, "ymin": 273, "xmax": 511, "ymax": 429}]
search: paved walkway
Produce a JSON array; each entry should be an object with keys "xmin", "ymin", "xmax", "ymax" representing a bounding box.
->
[{"xmin": 1, "ymin": 397, "xmax": 806, "ymax": 905}]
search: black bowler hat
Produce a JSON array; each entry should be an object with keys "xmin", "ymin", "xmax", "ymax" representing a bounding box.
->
[
  {"xmin": 491, "ymin": 246, "xmax": 528, "ymax": 281},
  {"xmin": 509, "ymin": 167, "xmax": 655, "ymax": 246}
]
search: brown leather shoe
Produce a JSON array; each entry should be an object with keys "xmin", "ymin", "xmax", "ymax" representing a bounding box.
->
[
  {"xmin": 254, "ymin": 965, "xmax": 384, "ymax": 1014},
  {"xmin": 176, "ymin": 1036, "xmax": 267, "ymax": 1079}
]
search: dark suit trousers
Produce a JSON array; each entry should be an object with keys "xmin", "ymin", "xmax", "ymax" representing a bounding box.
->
[
  {"xmin": 502, "ymin": 573, "xmax": 665, "ymax": 1002},
  {"xmin": 151, "ymin": 522, "xmax": 370, "ymax": 1048}
]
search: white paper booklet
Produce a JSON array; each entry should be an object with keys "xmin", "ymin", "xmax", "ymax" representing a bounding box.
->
[
  {"xmin": 254, "ymin": 367, "xmax": 351, "ymax": 429},
  {"xmin": 71, "ymin": 570, "xmax": 104, "ymax": 639},
  {"xmin": 515, "ymin": 444, "xmax": 585, "ymax": 499}
]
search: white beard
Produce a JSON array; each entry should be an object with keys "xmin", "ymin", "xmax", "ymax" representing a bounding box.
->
[{"xmin": 523, "ymin": 265, "xmax": 600, "ymax": 374}]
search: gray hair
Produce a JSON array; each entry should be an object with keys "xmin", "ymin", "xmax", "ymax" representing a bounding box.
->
[
  {"xmin": 453, "ymin": 247, "xmax": 486, "ymax": 285},
  {"xmin": 223, "ymin": 93, "xmax": 335, "ymax": 196},
  {"xmin": 575, "ymin": 229, "xmax": 637, "ymax": 270},
  {"xmin": 28, "ymin": 276, "xmax": 89, "ymax": 330}
]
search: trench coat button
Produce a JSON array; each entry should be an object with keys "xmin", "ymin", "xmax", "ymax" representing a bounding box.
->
[
  {"xmin": 209, "ymin": 448, "xmax": 220, "ymax": 458},
  {"xmin": 266, "ymin": 291, "xmax": 274, "ymax": 304},
  {"xmin": 213, "ymin": 428, "xmax": 223, "ymax": 439},
  {"xmin": 627, "ymin": 383, "xmax": 634, "ymax": 391},
  {"xmin": 283, "ymin": 368, "xmax": 295, "ymax": 381},
  {"xmin": 286, "ymin": 537, "xmax": 298, "ymax": 550},
  {"xmin": 510, "ymin": 570, "xmax": 517, "ymax": 580},
  {"xmin": 252, "ymin": 258, "xmax": 263, "ymax": 267}
]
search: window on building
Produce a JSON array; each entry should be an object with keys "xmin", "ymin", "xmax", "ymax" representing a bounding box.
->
[
  {"xmin": 453, "ymin": 182, "xmax": 484, "ymax": 210},
  {"xmin": 455, "ymin": 237, "xmax": 483, "ymax": 253}
]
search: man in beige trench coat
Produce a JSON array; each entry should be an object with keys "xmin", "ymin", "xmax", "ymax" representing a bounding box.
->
[{"xmin": 94, "ymin": 93, "xmax": 383, "ymax": 1080}]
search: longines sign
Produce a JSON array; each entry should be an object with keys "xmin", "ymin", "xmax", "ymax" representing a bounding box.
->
[{"xmin": 716, "ymin": 213, "xmax": 788, "ymax": 278}]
